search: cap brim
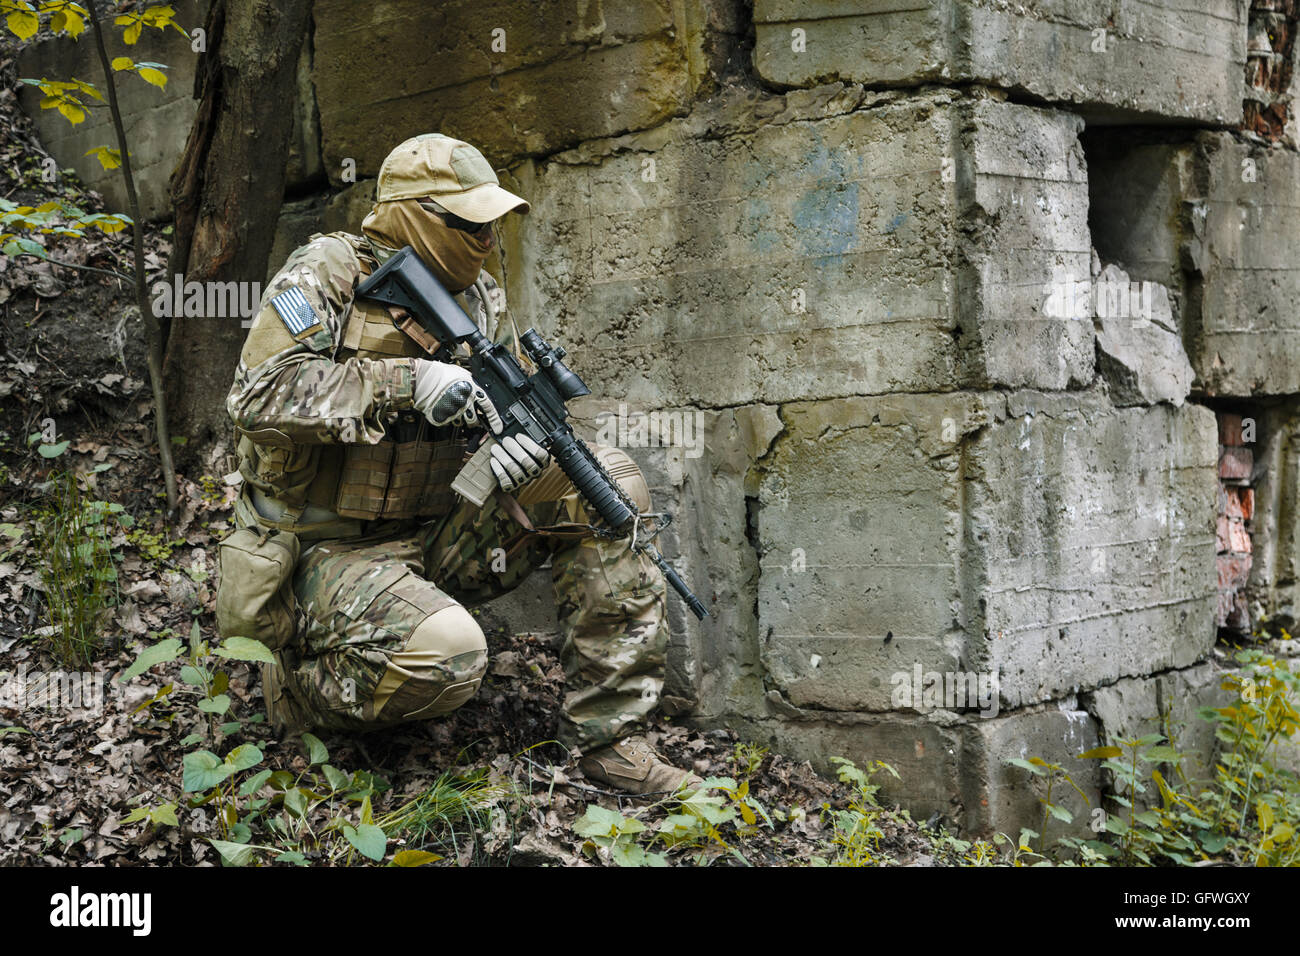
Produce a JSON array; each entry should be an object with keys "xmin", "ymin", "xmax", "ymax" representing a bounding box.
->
[{"xmin": 436, "ymin": 182, "xmax": 529, "ymax": 223}]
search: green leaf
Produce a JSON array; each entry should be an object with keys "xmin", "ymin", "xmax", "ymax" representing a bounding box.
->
[
  {"xmin": 178, "ymin": 733, "xmax": 202, "ymax": 747},
  {"xmin": 214, "ymin": 636, "xmax": 276, "ymax": 665},
  {"xmin": 610, "ymin": 842, "xmax": 647, "ymax": 867},
  {"xmin": 391, "ymin": 849, "xmax": 442, "ymax": 867},
  {"xmin": 3, "ymin": 237, "xmax": 45, "ymax": 258},
  {"xmin": 1077, "ymin": 746, "xmax": 1123, "ymax": 760},
  {"xmin": 197, "ymin": 693, "xmax": 231, "ymax": 715},
  {"xmin": 1047, "ymin": 804, "xmax": 1073, "ymax": 823},
  {"xmin": 0, "ymin": 726, "xmax": 31, "ymax": 738},
  {"xmin": 209, "ymin": 838, "xmax": 258, "ymax": 867},
  {"xmin": 239, "ymin": 769, "xmax": 274, "ymax": 797},
  {"xmin": 182, "ymin": 750, "xmax": 236, "ymax": 793},
  {"xmin": 284, "ymin": 788, "xmax": 307, "ymax": 818},
  {"xmin": 1139, "ymin": 746, "xmax": 1181, "ymax": 763},
  {"xmin": 1199, "ymin": 832, "xmax": 1230, "ymax": 854},
  {"xmin": 152, "ymin": 804, "xmax": 179, "ymax": 827},
  {"xmin": 275, "ymin": 851, "xmax": 309, "ymax": 866},
  {"xmin": 119, "ymin": 638, "xmax": 183, "ymax": 682},
  {"xmin": 343, "ymin": 823, "xmax": 387, "ymax": 861},
  {"xmin": 301, "ymin": 732, "xmax": 328, "ymax": 766},
  {"xmin": 322, "ymin": 764, "xmax": 349, "ymax": 792},
  {"xmin": 37, "ymin": 441, "xmax": 69, "ymax": 458},
  {"xmin": 574, "ymin": 805, "xmax": 625, "ymax": 838},
  {"xmin": 220, "ymin": 721, "xmax": 241, "ymax": 735},
  {"xmin": 699, "ymin": 776, "xmax": 738, "ymax": 791},
  {"xmin": 224, "ymin": 743, "xmax": 262, "ymax": 773}
]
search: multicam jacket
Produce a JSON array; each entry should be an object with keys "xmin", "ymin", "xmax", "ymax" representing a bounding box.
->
[{"xmin": 227, "ymin": 232, "xmax": 499, "ymax": 529}]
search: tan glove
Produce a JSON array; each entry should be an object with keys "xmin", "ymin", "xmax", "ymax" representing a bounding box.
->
[
  {"xmin": 411, "ymin": 359, "xmax": 502, "ymax": 433},
  {"xmin": 487, "ymin": 433, "xmax": 550, "ymax": 492}
]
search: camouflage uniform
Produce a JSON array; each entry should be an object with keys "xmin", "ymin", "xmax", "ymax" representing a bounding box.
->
[{"xmin": 225, "ymin": 232, "xmax": 667, "ymax": 751}]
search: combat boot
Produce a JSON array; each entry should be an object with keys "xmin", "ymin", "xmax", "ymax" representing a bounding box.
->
[
  {"xmin": 579, "ymin": 736, "xmax": 704, "ymax": 795},
  {"xmin": 260, "ymin": 651, "xmax": 311, "ymax": 738}
]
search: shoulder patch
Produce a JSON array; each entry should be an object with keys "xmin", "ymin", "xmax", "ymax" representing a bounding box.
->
[{"xmin": 269, "ymin": 287, "xmax": 324, "ymax": 339}]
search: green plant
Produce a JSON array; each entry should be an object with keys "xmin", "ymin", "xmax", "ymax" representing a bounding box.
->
[
  {"xmin": 816, "ymin": 757, "xmax": 900, "ymax": 866},
  {"xmin": 1006, "ymin": 649, "xmax": 1300, "ymax": 867},
  {"xmin": 374, "ymin": 769, "xmax": 505, "ymax": 864},
  {"xmin": 729, "ymin": 741, "xmax": 768, "ymax": 779},
  {"xmin": 34, "ymin": 471, "xmax": 127, "ymax": 665},
  {"xmin": 119, "ymin": 624, "xmax": 392, "ymax": 866},
  {"xmin": 572, "ymin": 744, "xmax": 777, "ymax": 867},
  {"xmin": 125, "ymin": 525, "xmax": 183, "ymax": 564},
  {"xmin": 1004, "ymin": 754, "xmax": 1091, "ymax": 857}
]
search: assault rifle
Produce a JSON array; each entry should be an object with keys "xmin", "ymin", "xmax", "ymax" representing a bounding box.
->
[{"xmin": 355, "ymin": 246, "xmax": 709, "ymax": 620}]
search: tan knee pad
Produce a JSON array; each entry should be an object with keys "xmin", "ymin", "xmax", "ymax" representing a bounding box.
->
[
  {"xmin": 593, "ymin": 445, "xmax": 651, "ymax": 512},
  {"xmin": 373, "ymin": 605, "xmax": 487, "ymax": 721}
]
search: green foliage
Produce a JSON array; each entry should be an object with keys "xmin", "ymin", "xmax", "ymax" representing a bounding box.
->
[
  {"xmin": 125, "ymin": 525, "xmax": 184, "ymax": 564},
  {"xmin": 373, "ymin": 770, "xmax": 503, "ymax": 862},
  {"xmin": 0, "ymin": 1, "xmax": 178, "ymax": 257},
  {"xmin": 818, "ymin": 758, "xmax": 901, "ymax": 866},
  {"xmin": 34, "ymin": 472, "xmax": 127, "ymax": 665},
  {"xmin": 1006, "ymin": 649, "xmax": 1300, "ymax": 867},
  {"xmin": 120, "ymin": 625, "xmax": 392, "ymax": 866},
  {"xmin": 571, "ymin": 757, "xmax": 775, "ymax": 867}
]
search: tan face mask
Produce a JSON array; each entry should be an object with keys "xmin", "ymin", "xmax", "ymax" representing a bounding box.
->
[{"xmin": 361, "ymin": 198, "xmax": 491, "ymax": 292}]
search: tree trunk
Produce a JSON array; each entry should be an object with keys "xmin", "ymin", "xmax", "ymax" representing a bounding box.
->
[{"xmin": 163, "ymin": 0, "xmax": 313, "ymax": 465}]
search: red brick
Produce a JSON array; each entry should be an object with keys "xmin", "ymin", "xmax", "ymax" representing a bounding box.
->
[
  {"xmin": 1229, "ymin": 519, "xmax": 1251, "ymax": 553},
  {"xmin": 1218, "ymin": 413, "xmax": 1244, "ymax": 446},
  {"xmin": 1219, "ymin": 446, "xmax": 1253, "ymax": 480},
  {"xmin": 1216, "ymin": 515, "xmax": 1252, "ymax": 553},
  {"xmin": 1217, "ymin": 553, "xmax": 1252, "ymax": 589},
  {"xmin": 1222, "ymin": 489, "xmax": 1253, "ymax": 520}
]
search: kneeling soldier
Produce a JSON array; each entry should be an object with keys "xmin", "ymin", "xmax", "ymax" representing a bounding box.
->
[{"xmin": 218, "ymin": 134, "xmax": 699, "ymax": 794}]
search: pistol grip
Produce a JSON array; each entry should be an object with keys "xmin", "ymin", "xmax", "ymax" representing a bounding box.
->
[{"xmin": 451, "ymin": 440, "xmax": 497, "ymax": 507}]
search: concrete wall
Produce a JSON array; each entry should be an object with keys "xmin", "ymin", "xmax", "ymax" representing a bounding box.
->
[{"xmin": 16, "ymin": 0, "xmax": 1300, "ymax": 836}]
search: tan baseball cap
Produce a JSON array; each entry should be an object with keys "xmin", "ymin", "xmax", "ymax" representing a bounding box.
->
[{"xmin": 375, "ymin": 133, "xmax": 529, "ymax": 223}]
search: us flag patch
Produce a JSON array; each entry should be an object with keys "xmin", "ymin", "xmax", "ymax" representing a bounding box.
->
[{"xmin": 269, "ymin": 287, "xmax": 321, "ymax": 337}]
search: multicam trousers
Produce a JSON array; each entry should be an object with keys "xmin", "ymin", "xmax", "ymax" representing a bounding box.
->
[{"xmin": 275, "ymin": 445, "xmax": 667, "ymax": 751}]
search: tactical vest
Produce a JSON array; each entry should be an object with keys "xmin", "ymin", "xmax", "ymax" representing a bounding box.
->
[{"xmin": 242, "ymin": 232, "xmax": 471, "ymax": 533}]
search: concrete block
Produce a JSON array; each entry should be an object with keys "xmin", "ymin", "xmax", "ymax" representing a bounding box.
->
[
  {"xmin": 312, "ymin": 0, "xmax": 693, "ymax": 178},
  {"xmin": 504, "ymin": 88, "xmax": 1092, "ymax": 409},
  {"xmin": 753, "ymin": 0, "xmax": 1247, "ymax": 125},
  {"xmin": 964, "ymin": 705, "xmax": 1103, "ymax": 838},
  {"xmin": 1091, "ymin": 263, "xmax": 1194, "ymax": 407},
  {"xmin": 718, "ymin": 700, "xmax": 1103, "ymax": 837},
  {"xmin": 972, "ymin": 392, "xmax": 1220, "ymax": 709},
  {"xmin": 959, "ymin": 96, "xmax": 1094, "ymax": 390},
  {"xmin": 751, "ymin": 393, "xmax": 992, "ymax": 712}
]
